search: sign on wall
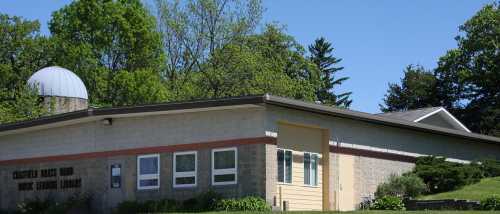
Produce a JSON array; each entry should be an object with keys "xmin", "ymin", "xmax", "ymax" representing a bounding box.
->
[
  {"xmin": 111, "ymin": 164, "xmax": 121, "ymax": 188},
  {"xmin": 12, "ymin": 167, "xmax": 81, "ymax": 191}
]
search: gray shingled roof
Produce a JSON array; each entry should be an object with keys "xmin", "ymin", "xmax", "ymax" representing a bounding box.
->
[{"xmin": 376, "ymin": 107, "xmax": 442, "ymax": 122}]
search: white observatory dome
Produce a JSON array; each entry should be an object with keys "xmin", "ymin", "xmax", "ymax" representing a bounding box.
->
[{"xmin": 28, "ymin": 66, "xmax": 88, "ymax": 99}]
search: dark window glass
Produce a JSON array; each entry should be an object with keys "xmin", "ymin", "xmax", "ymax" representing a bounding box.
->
[
  {"xmin": 277, "ymin": 150, "xmax": 284, "ymax": 182},
  {"xmin": 285, "ymin": 150, "xmax": 292, "ymax": 183},
  {"xmin": 304, "ymin": 153, "xmax": 311, "ymax": 185},
  {"xmin": 176, "ymin": 154, "xmax": 195, "ymax": 172},
  {"xmin": 139, "ymin": 179, "xmax": 158, "ymax": 187},
  {"xmin": 176, "ymin": 177, "xmax": 196, "ymax": 185},
  {"xmin": 140, "ymin": 157, "xmax": 158, "ymax": 175},
  {"xmin": 214, "ymin": 174, "xmax": 236, "ymax": 183},
  {"xmin": 214, "ymin": 150, "xmax": 235, "ymax": 169},
  {"xmin": 311, "ymin": 154, "xmax": 318, "ymax": 186}
]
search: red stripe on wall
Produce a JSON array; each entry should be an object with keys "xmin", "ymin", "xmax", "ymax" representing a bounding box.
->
[
  {"xmin": 330, "ymin": 145, "xmax": 417, "ymax": 163},
  {"xmin": 0, "ymin": 137, "xmax": 277, "ymax": 166}
]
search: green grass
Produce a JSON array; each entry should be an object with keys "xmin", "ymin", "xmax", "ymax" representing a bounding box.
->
[
  {"xmin": 418, "ymin": 177, "xmax": 500, "ymax": 201},
  {"xmin": 189, "ymin": 212, "xmax": 495, "ymax": 214}
]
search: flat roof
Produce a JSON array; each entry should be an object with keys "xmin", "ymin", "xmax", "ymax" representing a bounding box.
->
[{"xmin": 1, "ymin": 94, "xmax": 499, "ymax": 144}]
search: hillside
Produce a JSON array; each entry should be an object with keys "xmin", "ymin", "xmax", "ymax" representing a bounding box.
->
[{"xmin": 418, "ymin": 177, "xmax": 500, "ymax": 201}]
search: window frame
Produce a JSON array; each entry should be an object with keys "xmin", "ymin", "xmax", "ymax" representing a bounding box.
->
[
  {"xmin": 211, "ymin": 147, "xmax": 238, "ymax": 185},
  {"xmin": 303, "ymin": 152, "xmax": 319, "ymax": 187},
  {"xmin": 137, "ymin": 154, "xmax": 160, "ymax": 190},
  {"xmin": 277, "ymin": 148, "xmax": 293, "ymax": 184},
  {"xmin": 173, "ymin": 151, "xmax": 197, "ymax": 188}
]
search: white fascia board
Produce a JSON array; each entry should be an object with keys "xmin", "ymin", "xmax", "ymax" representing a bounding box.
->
[
  {"xmin": 413, "ymin": 108, "xmax": 445, "ymax": 123},
  {"xmin": 440, "ymin": 108, "xmax": 471, "ymax": 133},
  {"xmin": 413, "ymin": 107, "xmax": 471, "ymax": 133}
]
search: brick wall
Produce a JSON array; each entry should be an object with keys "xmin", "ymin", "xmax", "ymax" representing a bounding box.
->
[{"xmin": 0, "ymin": 143, "xmax": 268, "ymax": 213}]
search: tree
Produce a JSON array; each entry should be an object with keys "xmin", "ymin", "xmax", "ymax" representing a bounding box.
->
[
  {"xmin": 453, "ymin": 3, "xmax": 500, "ymax": 136},
  {"xmin": 0, "ymin": 86, "xmax": 48, "ymax": 124},
  {"xmin": 155, "ymin": 0, "xmax": 263, "ymax": 99},
  {"xmin": 308, "ymin": 37, "xmax": 351, "ymax": 107},
  {"xmin": 0, "ymin": 13, "xmax": 50, "ymax": 123},
  {"xmin": 380, "ymin": 3, "xmax": 499, "ymax": 136},
  {"xmin": 195, "ymin": 24, "xmax": 318, "ymax": 100},
  {"xmin": 49, "ymin": 0, "xmax": 166, "ymax": 106},
  {"xmin": 380, "ymin": 65, "xmax": 439, "ymax": 112},
  {"xmin": 110, "ymin": 69, "xmax": 170, "ymax": 106}
]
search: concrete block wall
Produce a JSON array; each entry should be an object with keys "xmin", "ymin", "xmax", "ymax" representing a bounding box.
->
[
  {"xmin": 353, "ymin": 156, "xmax": 414, "ymax": 206},
  {"xmin": 0, "ymin": 143, "xmax": 268, "ymax": 213},
  {"xmin": 264, "ymin": 143, "xmax": 277, "ymax": 206},
  {"xmin": 0, "ymin": 106, "xmax": 266, "ymax": 161},
  {"xmin": 328, "ymin": 152, "xmax": 415, "ymax": 210}
]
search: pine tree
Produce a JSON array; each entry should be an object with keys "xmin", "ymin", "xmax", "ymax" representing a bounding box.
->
[{"xmin": 309, "ymin": 37, "xmax": 352, "ymax": 107}]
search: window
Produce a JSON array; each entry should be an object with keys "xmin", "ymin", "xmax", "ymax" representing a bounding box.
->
[
  {"xmin": 173, "ymin": 151, "xmax": 197, "ymax": 187},
  {"xmin": 304, "ymin": 152, "xmax": 319, "ymax": 186},
  {"xmin": 137, "ymin": 154, "xmax": 160, "ymax": 190},
  {"xmin": 277, "ymin": 149, "xmax": 292, "ymax": 183},
  {"xmin": 212, "ymin": 147, "xmax": 237, "ymax": 185}
]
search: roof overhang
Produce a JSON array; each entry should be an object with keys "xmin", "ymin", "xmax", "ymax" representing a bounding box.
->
[{"xmin": 1, "ymin": 94, "xmax": 499, "ymax": 145}]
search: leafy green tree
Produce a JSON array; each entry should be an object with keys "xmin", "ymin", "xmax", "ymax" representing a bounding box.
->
[
  {"xmin": 380, "ymin": 65, "xmax": 439, "ymax": 112},
  {"xmin": 155, "ymin": 0, "xmax": 263, "ymax": 99},
  {"xmin": 0, "ymin": 13, "xmax": 50, "ymax": 123},
  {"xmin": 308, "ymin": 37, "xmax": 351, "ymax": 107},
  {"xmin": 49, "ymin": 0, "xmax": 166, "ymax": 106},
  {"xmin": 0, "ymin": 86, "xmax": 48, "ymax": 124},
  {"xmin": 453, "ymin": 3, "xmax": 500, "ymax": 136},
  {"xmin": 381, "ymin": 3, "xmax": 499, "ymax": 136},
  {"xmin": 110, "ymin": 69, "xmax": 170, "ymax": 106},
  {"xmin": 195, "ymin": 24, "xmax": 318, "ymax": 100}
]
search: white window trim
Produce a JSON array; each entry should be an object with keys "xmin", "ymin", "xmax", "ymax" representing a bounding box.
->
[
  {"xmin": 211, "ymin": 147, "xmax": 237, "ymax": 185},
  {"xmin": 173, "ymin": 151, "xmax": 197, "ymax": 188},
  {"xmin": 303, "ymin": 152, "xmax": 319, "ymax": 187},
  {"xmin": 277, "ymin": 148, "xmax": 293, "ymax": 184},
  {"xmin": 137, "ymin": 154, "xmax": 160, "ymax": 190}
]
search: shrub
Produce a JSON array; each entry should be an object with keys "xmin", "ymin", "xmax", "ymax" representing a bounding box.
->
[
  {"xmin": 479, "ymin": 159, "xmax": 500, "ymax": 177},
  {"xmin": 413, "ymin": 156, "xmax": 484, "ymax": 194},
  {"xmin": 375, "ymin": 173, "xmax": 427, "ymax": 199},
  {"xmin": 370, "ymin": 196, "xmax": 405, "ymax": 210},
  {"xmin": 114, "ymin": 199, "xmax": 178, "ymax": 214},
  {"xmin": 16, "ymin": 193, "xmax": 92, "ymax": 214},
  {"xmin": 481, "ymin": 195, "xmax": 500, "ymax": 210},
  {"xmin": 215, "ymin": 196, "xmax": 271, "ymax": 211},
  {"xmin": 114, "ymin": 190, "xmax": 221, "ymax": 213},
  {"xmin": 183, "ymin": 189, "xmax": 222, "ymax": 211}
]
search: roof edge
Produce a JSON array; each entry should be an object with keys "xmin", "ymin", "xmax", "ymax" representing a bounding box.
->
[
  {"xmin": 0, "ymin": 95, "xmax": 266, "ymax": 133},
  {"xmin": 262, "ymin": 95, "xmax": 500, "ymax": 145}
]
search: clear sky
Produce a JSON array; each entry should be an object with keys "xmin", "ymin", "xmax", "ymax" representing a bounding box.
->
[{"xmin": 1, "ymin": 0, "xmax": 495, "ymax": 113}]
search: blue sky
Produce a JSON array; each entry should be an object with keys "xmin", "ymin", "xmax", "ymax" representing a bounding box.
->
[{"xmin": 1, "ymin": 0, "xmax": 494, "ymax": 113}]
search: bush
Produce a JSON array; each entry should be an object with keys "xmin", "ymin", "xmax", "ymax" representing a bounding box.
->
[
  {"xmin": 215, "ymin": 196, "xmax": 271, "ymax": 211},
  {"xmin": 370, "ymin": 196, "xmax": 405, "ymax": 210},
  {"xmin": 413, "ymin": 156, "xmax": 484, "ymax": 194},
  {"xmin": 115, "ymin": 199, "xmax": 179, "ymax": 214},
  {"xmin": 114, "ymin": 190, "xmax": 221, "ymax": 213},
  {"xmin": 479, "ymin": 159, "xmax": 500, "ymax": 177},
  {"xmin": 16, "ymin": 194, "xmax": 92, "ymax": 214},
  {"xmin": 183, "ymin": 189, "xmax": 221, "ymax": 211},
  {"xmin": 375, "ymin": 173, "xmax": 427, "ymax": 199},
  {"xmin": 481, "ymin": 195, "xmax": 500, "ymax": 210}
]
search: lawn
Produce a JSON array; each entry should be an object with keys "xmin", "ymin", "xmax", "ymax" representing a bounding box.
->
[
  {"xmin": 196, "ymin": 212, "xmax": 496, "ymax": 214},
  {"xmin": 418, "ymin": 177, "xmax": 500, "ymax": 201}
]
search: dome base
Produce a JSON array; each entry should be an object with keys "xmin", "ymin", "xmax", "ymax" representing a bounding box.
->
[{"xmin": 43, "ymin": 96, "xmax": 88, "ymax": 114}]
